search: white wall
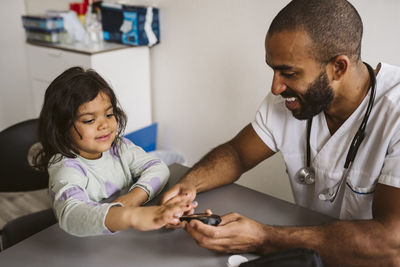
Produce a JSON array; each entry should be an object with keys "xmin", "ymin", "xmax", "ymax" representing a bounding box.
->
[
  {"xmin": 24, "ymin": 0, "xmax": 70, "ymax": 14},
  {"xmin": 0, "ymin": 0, "xmax": 31, "ymax": 130},
  {"xmin": 352, "ymin": 0, "xmax": 400, "ymax": 67},
  {"xmin": 147, "ymin": 0, "xmax": 293, "ymax": 201},
  {"xmin": 0, "ymin": 0, "xmax": 71, "ymax": 131},
  {"xmin": 148, "ymin": 0, "xmax": 400, "ymax": 203},
  {"xmin": 3, "ymin": 0, "xmax": 400, "ymax": 203}
]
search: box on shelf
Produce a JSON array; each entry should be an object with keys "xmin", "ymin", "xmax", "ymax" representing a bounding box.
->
[
  {"xmin": 25, "ymin": 29, "xmax": 66, "ymax": 44},
  {"xmin": 22, "ymin": 15, "xmax": 66, "ymax": 44},
  {"xmin": 100, "ymin": 3, "xmax": 160, "ymax": 46},
  {"xmin": 22, "ymin": 15, "xmax": 64, "ymax": 31}
]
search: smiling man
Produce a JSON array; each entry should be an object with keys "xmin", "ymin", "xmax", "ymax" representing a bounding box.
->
[
  {"xmin": 266, "ymin": 31, "xmax": 335, "ymax": 121},
  {"xmin": 161, "ymin": 0, "xmax": 400, "ymax": 265}
]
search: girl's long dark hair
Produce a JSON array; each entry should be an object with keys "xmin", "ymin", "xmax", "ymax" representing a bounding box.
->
[{"xmin": 34, "ymin": 66, "xmax": 127, "ymax": 171}]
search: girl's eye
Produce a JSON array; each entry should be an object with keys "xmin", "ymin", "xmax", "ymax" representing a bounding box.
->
[
  {"xmin": 106, "ymin": 113, "xmax": 115, "ymax": 118},
  {"xmin": 83, "ymin": 119, "xmax": 94, "ymax": 124}
]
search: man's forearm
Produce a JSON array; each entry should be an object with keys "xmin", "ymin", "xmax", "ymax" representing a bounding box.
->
[
  {"xmin": 180, "ymin": 124, "xmax": 274, "ymax": 194},
  {"xmin": 262, "ymin": 220, "xmax": 400, "ymax": 266},
  {"xmin": 183, "ymin": 142, "xmax": 245, "ymax": 193}
]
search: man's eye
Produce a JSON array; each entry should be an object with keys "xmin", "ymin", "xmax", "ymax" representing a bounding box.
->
[
  {"xmin": 83, "ymin": 119, "xmax": 94, "ymax": 124},
  {"xmin": 282, "ymin": 72, "xmax": 296, "ymax": 78},
  {"xmin": 106, "ymin": 113, "xmax": 115, "ymax": 118}
]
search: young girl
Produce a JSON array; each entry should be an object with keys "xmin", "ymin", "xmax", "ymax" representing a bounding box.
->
[{"xmin": 35, "ymin": 66, "xmax": 192, "ymax": 237}]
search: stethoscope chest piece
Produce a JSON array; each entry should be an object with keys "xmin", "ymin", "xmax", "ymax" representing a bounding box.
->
[{"xmin": 295, "ymin": 167, "xmax": 315, "ymax": 185}]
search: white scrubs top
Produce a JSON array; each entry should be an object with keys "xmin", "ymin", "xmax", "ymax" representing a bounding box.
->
[{"xmin": 252, "ymin": 63, "xmax": 400, "ymax": 220}]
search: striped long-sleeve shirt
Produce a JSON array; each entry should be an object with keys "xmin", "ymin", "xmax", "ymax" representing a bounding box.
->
[{"xmin": 48, "ymin": 137, "xmax": 169, "ymax": 237}]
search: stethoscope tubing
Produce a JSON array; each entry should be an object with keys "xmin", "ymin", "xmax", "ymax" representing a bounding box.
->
[
  {"xmin": 300, "ymin": 62, "xmax": 377, "ymax": 202},
  {"xmin": 344, "ymin": 63, "xmax": 376, "ymax": 168}
]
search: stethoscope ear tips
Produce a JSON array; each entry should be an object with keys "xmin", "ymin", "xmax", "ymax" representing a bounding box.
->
[
  {"xmin": 318, "ymin": 193, "xmax": 327, "ymax": 201},
  {"xmin": 319, "ymin": 187, "xmax": 336, "ymax": 202}
]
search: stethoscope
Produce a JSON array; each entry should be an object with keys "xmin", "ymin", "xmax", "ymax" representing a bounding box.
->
[{"xmin": 295, "ymin": 62, "xmax": 376, "ymax": 203}]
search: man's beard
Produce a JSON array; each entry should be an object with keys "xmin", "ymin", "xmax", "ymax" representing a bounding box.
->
[{"xmin": 282, "ymin": 71, "xmax": 334, "ymax": 120}]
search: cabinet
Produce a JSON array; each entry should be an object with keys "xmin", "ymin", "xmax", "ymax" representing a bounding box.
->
[{"xmin": 25, "ymin": 42, "xmax": 152, "ymax": 134}]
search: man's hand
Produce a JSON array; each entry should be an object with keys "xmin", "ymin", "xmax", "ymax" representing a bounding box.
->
[
  {"xmin": 161, "ymin": 180, "xmax": 197, "ymax": 209},
  {"xmin": 184, "ymin": 212, "xmax": 267, "ymax": 253}
]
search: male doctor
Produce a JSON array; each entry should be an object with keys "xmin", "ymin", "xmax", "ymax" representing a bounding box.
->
[{"xmin": 162, "ymin": 0, "xmax": 400, "ymax": 265}]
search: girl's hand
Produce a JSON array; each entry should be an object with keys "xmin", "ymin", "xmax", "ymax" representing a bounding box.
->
[
  {"xmin": 129, "ymin": 196, "xmax": 194, "ymax": 231},
  {"xmin": 161, "ymin": 183, "xmax": 199, "ymax": 229}
]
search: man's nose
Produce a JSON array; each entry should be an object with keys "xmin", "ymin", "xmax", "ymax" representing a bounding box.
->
[{"xmin": 271, "ymin": 72, "xmax": 287, "ymax": 95}]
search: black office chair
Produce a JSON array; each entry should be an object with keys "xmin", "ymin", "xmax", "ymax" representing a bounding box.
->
[{"xmin": 0, "ymin": 119, "xmax": 57, "ymax": 250}]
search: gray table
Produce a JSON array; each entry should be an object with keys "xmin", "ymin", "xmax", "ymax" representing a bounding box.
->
[{"xmin": 0, "ymin": 163, "xmax": 334, "ymax": 266}]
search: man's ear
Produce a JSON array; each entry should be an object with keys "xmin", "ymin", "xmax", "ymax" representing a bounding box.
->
[{"xmin": 329, "ymin": 55, "xmax": 349, "ymax": 81}]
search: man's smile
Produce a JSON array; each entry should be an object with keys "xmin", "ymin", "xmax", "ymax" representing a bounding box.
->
[{"xmin": 284, "ymin": 96, "xmax": 299, "ymax": 110}]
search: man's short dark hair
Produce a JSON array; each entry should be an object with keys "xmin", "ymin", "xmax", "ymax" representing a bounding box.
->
[{"xmin": 267, "ymin": 0, "xmax": 363, "ymax": 63}]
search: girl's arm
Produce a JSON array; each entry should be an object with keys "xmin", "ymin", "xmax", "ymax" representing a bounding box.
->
[
  {"xmin": 49, "ymin": 161, "xmax": 125, "ymax": 237},
  {"xmin": 122, "ymin": 138, "xmax": 170, "ymax": 204},
  {"xmin": 113, "ymin": 187, "xmax": 149, "ymax": 207},
  {"xmin": 105, "ymin": 194, "xmax": 193, "ymax": 231}
]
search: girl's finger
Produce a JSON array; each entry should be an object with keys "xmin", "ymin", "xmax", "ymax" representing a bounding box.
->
[{"xmin": 160, "ymin": 185, "xmax": 180, "ymax": 204}]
